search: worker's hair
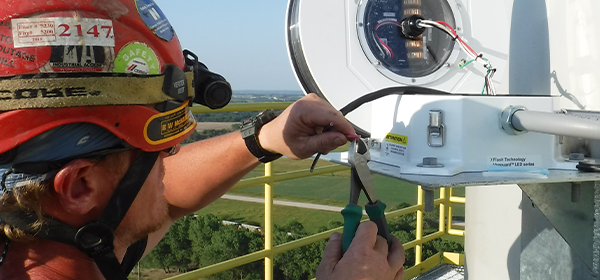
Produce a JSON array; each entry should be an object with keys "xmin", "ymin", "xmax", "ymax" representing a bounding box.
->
[
  {"xmin": 0, "ymin": 180, "xmax": 50, "ymax": 241},
  {"xmin": 0, "ymin": 152, "xmax": 131, "ymax": 241}
]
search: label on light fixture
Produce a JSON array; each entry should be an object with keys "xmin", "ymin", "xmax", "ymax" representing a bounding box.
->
[{"xmin": 384, "ymin": 133, "xmax": 408, "ymax": 158}]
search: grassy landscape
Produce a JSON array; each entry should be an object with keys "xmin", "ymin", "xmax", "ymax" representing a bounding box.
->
[
  {"xmin": 199, "ymin": 156, "xmax": 466, "ymax": 241},
  {"xmin": 230, "ymin": 157, "xmax": 465, "ymax": 216},
  {"xmin": 138, "ymin": 96, "xmax": 467, "ymax": 279},
  {"xmin": 195, "ymin": 199, "xmax": 345, "ymax": 233}
]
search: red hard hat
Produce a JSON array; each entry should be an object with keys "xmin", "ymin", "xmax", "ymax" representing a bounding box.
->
[{"xmin": 0, "ymin": 0, "xmax": 198, "ymax": 155}]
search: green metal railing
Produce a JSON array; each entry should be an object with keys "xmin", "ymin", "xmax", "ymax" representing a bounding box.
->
[{"xmin": 166, "ymin": 103, "xmax": 466, "ymax": 280}]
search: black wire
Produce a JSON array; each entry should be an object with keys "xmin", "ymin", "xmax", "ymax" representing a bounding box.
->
[
  {"xmin": 576, "ymin": 161, "xmax": 600, "ymax": 173},
  {"xmin": 338, "ymin": 86, "xmax": 451, "ymax": 116},
  {"xmin": 310, "ymin": 86, "xmax": 452, "ymax": 172}
]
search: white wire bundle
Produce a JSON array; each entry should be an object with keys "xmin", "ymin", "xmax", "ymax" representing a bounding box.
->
[
  {"xmin": 373, "ymin": 19, "xmax": 403, "ymax": 59},
  {"xmin": 418, "ymin": 19, "xmax": 496, "ymax": 95}
]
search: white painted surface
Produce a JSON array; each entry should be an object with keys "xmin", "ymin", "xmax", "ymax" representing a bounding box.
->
[{"xmin": 465, "ymin": 185, "xmax": 523, "ymax": 280}]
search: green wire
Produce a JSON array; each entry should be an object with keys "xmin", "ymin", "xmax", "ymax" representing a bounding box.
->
[
  {"xmin": 481, "ymin": 82, "xmax": 485, "ymax": 95},
  {"xmin": 461, "ymin": 56, "xmax": 492, "ymax": 95},
  {"xmin": 459, "ymin": 59, "xmax": 475, "ymax": 69},
  {"xmin": 481, "ymin": 64, "xmax": 492, "ymax": 95}
]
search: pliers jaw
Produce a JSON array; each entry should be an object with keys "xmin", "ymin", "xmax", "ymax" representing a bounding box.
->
[{"xmin": 348, "ymin": 139, "xmax": 377, "ymax": 203}]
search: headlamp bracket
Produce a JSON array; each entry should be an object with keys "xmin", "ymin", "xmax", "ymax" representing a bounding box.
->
[
  {"xmin": 162, "ymin": 64, "xmax": 189, "ymax": 102},
  {"xmin": 183, "ymin": 50, "xmax": 232, "ymax": 109}
]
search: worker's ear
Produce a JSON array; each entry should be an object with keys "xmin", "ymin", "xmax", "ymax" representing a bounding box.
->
[{"xmin": 52, "ymin": 158, "xmax": 108, "ymax": 216}]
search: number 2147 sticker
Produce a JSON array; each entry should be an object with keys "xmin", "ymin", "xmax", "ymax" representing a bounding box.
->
[{"xmin": 11, "ymin": 18, "xmax": 115, "ymax": 48}]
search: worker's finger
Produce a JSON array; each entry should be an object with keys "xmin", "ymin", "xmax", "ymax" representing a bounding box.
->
[
  {"xmin": 300, "ymin": 93, "xmax": 355, "ymax": 136},
  {"xmin": 395, "ymin": 267, "xmax": 405, "ymax": 280},
  {"xmin": 317, "ymin": 232, "xmax": 343, "ymax": 274},
  {"xmin": 373, "ymin": 235, "xmax": 389, "ymax": 255},
  {"xmin": 348, "ymin": 221, "xmax": 378, "ymax": 252},
  {"xmin": 387, "ymin": 235, "xmax": 406, "ymax": 273},
  {"xmin": 303, "ymin": 130, "xmax": 348, "ymax": 155}
]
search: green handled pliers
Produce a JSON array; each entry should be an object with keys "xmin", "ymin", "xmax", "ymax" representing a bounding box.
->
[{"xmin": 341, "ymin": 138, "xmax": 392, "ymax": 254}]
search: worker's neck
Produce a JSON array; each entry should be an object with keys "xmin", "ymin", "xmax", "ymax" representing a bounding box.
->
[{"xmin": 0, "ymin": 236, "xmax": 126, "ymax": 280}]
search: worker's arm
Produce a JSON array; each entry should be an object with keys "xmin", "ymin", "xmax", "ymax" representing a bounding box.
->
[
  {"xmin": 144, "ymin": 94, "xmax": 355, "ymax": 253},
  {"xmin": 162, "ymin": 93, "xmax": 355, "ymax": 218}
]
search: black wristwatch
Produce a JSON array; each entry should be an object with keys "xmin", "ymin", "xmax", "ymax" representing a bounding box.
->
[{"xmin": 241, "ymin": 110, "xmax": 282, "ymax": 163}]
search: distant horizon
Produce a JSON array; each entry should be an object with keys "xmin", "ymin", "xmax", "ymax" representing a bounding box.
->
[{"xmin": 233, "ymin": 89, "xmax": 304, "ymax": 95}]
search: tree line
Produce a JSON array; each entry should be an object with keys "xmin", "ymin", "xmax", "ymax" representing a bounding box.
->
[
  {"xmin": 182, "ymin": 110, "xmax": 287, "ymax": 145},
  {"xmin": 140, "ymin": 203, "xmax": 463, "ymax": 280},
  {"xmin": 193, "ymin": 110, "xmax": 284, "ymax": 123},
  {"xmin": 195, "ymin": 111, "xmax": 260, "ymax": 123}
]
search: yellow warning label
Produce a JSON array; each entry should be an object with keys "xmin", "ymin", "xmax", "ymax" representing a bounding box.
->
[
  {"xmin": 385, "ymin": 133, "xmax": 408, "ymax": 145},
  {"xmin": 144, "ymin": 100, "xmax": 196, "ymax": 145}
]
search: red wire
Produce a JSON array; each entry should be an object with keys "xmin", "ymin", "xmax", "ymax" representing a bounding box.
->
[
  {"xmin": 375, "ymin": 20, "xmax": 401, "ymax": 30},
  {"xmin": 376, "ymin": 34, "xmax": 394, "ymax": 59},
  {"xmin": 374, "ymin": 20, "xmax": 400, "ymax": 59},
  {"xmin": 435, "ymin": 20, "xmax": 493, "ymax": 93},
  {"xmin": 436, "ymin": 20, "xmax": 477, "ymax": 56},
  {"xmin": 435, "ymin": 20, "xmax": 457, "ymax": 36}
]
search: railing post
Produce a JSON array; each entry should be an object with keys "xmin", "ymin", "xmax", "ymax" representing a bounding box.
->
[
  {"xmin": 265, "ymin": 162, "xmax": 274, "ymax": 279},
  {"xmin": 439, "ymin": 187, "xmax": 446, "ymax": 233},
  {"xmin": 415, "ymin": 185, "xmax": 424, "ymax": 265},
  {"xmin": 447, "ymin": 188, "xmax": 453, "ymax": 232}
]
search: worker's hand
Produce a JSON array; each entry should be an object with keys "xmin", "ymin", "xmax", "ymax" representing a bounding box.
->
[
  {"xmin": 316, "ymin": 221, "xmax": 405, "ymax": 280},
  {"xmin": 258, "ymin": 93, "xmax": 356, "ymax": 159}
]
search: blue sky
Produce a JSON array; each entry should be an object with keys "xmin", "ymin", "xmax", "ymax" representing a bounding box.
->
[{"xmin": 153, "ymin": 0, "xmax": 302, "ymax": 91}]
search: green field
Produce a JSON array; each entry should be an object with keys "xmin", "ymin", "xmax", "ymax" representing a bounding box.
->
[
  {"xmin": 199, "ymin": 157, "xmax": 465, "ymax": 236},
  {"xmin": 195, "ymin": 199, "xmax": 344, "ymax": 233},
  {"xmin": 232, "ymin": 158, "xmax": 465, "ymax": 216}
]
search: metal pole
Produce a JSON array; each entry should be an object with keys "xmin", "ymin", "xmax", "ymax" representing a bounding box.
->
[
  {"xmin": 265, "ymin": 162, "xmax": 274, "ymax": 280},
  {"xmin": 415, "ymin": 185, "xmax": 424, "ymax": 265},
  {"xmin": 511, "ymin": 110, "xmax": 600, "ymax": 140},
  {"xmin": 447, "ymin": 188, "xmax": 453, "ymax": 232},
  {"xmin": 439, "ymin": 187, "xmax": 446, "ymax": 233}
]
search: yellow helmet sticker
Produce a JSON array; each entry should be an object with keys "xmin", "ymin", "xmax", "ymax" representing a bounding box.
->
[{"xmin": 144, "ymin": 100, "xmax": 196, "ymax": 145}]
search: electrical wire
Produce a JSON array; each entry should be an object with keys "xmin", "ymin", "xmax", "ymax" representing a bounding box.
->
[
  {"xmin": 310, "ymin": 86, "xmax": 452, "ymax": 172},
  {"xmin": 338, "ymin": 86, "xmax": 450, "ymax": 116},
  {"xmin": 418, "ymin": 19, "xmax": 497, "ymax": 95},
  {"xmin": 576, "ymin": 161, "xmax": 600, "ymax": 173},
  {"xmin": 374, "ymin": 19, "xmax": 403, "ymax": 59}
]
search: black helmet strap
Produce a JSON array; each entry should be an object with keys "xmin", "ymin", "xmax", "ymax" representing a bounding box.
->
[{"xmin": 0, "ymin": 151, "xmax": 160, "ymax": 280}]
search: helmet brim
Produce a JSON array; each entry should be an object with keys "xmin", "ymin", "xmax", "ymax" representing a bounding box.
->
[{"xmin": 0, "ymin": 102, "xmax": 196, "ymax": 154}]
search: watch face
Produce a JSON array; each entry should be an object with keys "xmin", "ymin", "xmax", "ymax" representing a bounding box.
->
[{"xmin": 360, "ymin": 0, "xmax": 456, "ymax": 78}]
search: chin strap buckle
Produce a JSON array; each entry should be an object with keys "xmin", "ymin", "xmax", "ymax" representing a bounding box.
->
[{"xmin": 75, "ymin": 222, "xmax": 115, "ymax": 258}]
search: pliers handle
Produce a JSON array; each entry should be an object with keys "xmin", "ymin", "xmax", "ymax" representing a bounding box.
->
[{"xmin": 341, "ymin": 139, "xmax": 392, "ymax": 254}]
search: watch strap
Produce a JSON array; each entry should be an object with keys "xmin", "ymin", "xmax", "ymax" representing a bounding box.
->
[
  {"xmin": 245, "ymin": 134, "xmax": 282, "ymax": 163},
  {"xmin": 242, "ymin": 110, "xmax": 282, "ymax": 163}
]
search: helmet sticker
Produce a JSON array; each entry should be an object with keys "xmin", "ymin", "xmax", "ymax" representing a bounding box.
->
[
  {"xmin": 10, "ymin": 18, "xmax": 115, "ymax": 48},
  {"xmin": 0, "ymin": 21, "xmax": 51, "ymax": 74},
  {"xmin": 114, "ymin": 42, "xmax": 160, "ymax": 74},
  {"xmin": 40, "ymin": 45, "xmax": 115, "ymax": 72},
  {"xmin": 135, "ymin": 0, "xmax": 174, "ymax": 42},
  {"xmin": 144, "ymin": 100, "xmax": 196, "ymax": 145}
]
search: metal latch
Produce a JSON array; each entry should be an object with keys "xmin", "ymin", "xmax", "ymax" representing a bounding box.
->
[{"xmin": 428, "ymin": 109, "xmax": 444, "ymax": 147}]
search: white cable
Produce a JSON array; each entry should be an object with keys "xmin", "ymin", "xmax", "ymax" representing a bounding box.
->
[
  {"xmin": 418, "ymin": 19, "xmax": 497, "ymax": 95},
  {"xmin": 372, "ymin": 33, "xmax": 391, "ymax": 59}
]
